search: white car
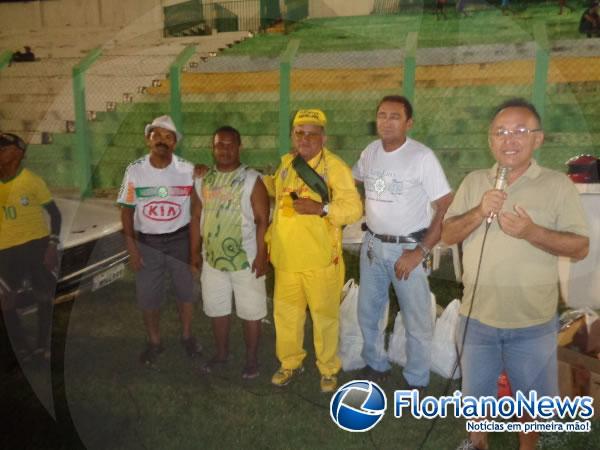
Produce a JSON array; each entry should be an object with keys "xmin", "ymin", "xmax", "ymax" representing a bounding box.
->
[{"xmin": 54, "ymin": 196, "xmax": 128, "ymax": 303}]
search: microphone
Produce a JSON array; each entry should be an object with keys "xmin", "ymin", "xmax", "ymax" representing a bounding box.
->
[{"xmin": 486, "ymin": 166, "xmax": 510, "ymax": 224}]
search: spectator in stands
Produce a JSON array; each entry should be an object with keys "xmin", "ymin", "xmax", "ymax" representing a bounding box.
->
[
  {"xmin": 0, "ymin": 133, "xmax": 60, "ymax": 364},
  {"xmin": 580, "ymin": 2, "xmax": 600, "ymax": 37},
  {"xmin": 11, "ymin": 46, "xmax": 35, "ymax": 63},
  {"xmin": 194, "ymin": 126, "xmax": 269, "ymax": 380},
  {"xmin": 264, "ymin": 109, "xmax": 362, "ymax": 393},
  {"xmin": 353, "ymin": 96, "xmax": 453, "ymax": 387},
  {"xmin": 117, "ymin": 115, "xmax": 202, "ymax": 366}
]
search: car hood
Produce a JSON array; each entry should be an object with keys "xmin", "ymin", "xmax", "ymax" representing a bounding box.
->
[{"xmin": 54, "ymin": 197, "xmax": 122, "ymax": 249}]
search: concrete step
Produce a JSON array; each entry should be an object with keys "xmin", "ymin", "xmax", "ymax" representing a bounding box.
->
[
  {"xmin": 0, "ymin": 103, "xmax": 72, "ymax": 121},
  {"xmin": 1, "ymin": 27, "xmax": 124, "ymax": 58},
  {"xmin": 0, "ymin": 58, "xmax": 82, "ymax": 77},
  {"xmin": 0, "ymin": 93, "xmax": 65, "ymax": 104},
  {"xmin": 0, "ymin": 31, "xmax": 252, "ymax": 139},
  {"xmin": 0, "ymin": 117, "xmax": 69, "ymax": 134},
  {"xmin": 0, "ymin": 76, "xmax": 72, "ymax": 95}
]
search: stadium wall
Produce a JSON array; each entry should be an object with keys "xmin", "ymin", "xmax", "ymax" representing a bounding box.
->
[
  {"xmin": 308, "ymin": 0, "xmax": 374, "ymax": 17},
  {"xmin": 0, "ymin": 0, "xmax": 165, "ymax": 31}
]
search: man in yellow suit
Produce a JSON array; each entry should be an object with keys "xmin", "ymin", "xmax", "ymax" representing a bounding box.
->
[{"xmin": 265, "ymin": 109, "xmax": 362, "ymax": 393}]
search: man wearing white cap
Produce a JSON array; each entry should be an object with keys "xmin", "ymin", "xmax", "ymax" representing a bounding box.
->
[
  {"xmin": 118, "ymin": 115, "xmax": 202, "ymax": 366},
  {"xmin": 265, "ymin": 109, "xmax": 362, "ymax": 393}
]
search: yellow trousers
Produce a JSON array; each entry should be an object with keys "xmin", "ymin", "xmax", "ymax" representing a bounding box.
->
[{"xmin": 273, "ymin": 263, "xmax": 344, "ymax": 376}]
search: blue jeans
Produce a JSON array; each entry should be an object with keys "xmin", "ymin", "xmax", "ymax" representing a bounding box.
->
[
  {"xmin": 456, "ymin": 316, "xmax": 559, "ymax": 398},
  {"xmin": 357, "ymin": 232, "xmax": 433, "ymax": 386}
]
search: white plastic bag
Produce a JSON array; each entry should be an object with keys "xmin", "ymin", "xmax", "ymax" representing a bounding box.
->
[
  {"xmin": 387, "ymin": 292, "xmax": 437, "ymax": 367},
  {"xmin": 338, "ymin": 279, "xmax": 388, "ymax": 371},
  {"xmin": 338, "ymin": 279, "xmax": 364, "ymax": 371},
  {"xmin": 431, "ymin": 299, "xmax": 462, "ymax": 379}
]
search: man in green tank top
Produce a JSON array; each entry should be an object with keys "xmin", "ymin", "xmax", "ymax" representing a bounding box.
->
[{"xmin": 193, "ymin": 126, "xmax": 270, "ymax": 379}]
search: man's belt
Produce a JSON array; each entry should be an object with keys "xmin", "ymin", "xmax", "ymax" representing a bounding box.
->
[
  {"xmin": 363, "ymin": 224, "xmax": 427, "ymax": 244},
  {"xmin": 137, "ymin": 225, "xmax": 188, "ymax": 239}
]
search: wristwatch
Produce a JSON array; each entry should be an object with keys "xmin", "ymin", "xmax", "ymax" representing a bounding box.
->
[
  {"xmin": 417, "ymin": 242, "xmax": 430, "ymax": 259},
  {"xmin": 320, "ymin": 203, "xmax": 329, "ymax": 217}
]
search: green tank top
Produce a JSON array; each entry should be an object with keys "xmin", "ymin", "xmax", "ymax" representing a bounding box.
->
[{"xmin": 201, "ymin": 166, "xmax": 250, "ymax": 272}]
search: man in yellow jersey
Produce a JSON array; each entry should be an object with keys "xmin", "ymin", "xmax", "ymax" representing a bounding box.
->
[
  {"xmin": 265, "ymin": 109, "xmax": 362, "ymax": 393},
  {"xmin": 0, "ymin": 133, "xmax": 61, "ymax": 364}
]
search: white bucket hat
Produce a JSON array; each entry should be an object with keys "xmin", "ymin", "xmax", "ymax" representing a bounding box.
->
[{"xmin": 144, "ymin": 115, "xmax": 182, "ymax": 142}]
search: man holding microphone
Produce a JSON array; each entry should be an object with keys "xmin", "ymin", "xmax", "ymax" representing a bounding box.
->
[{"xmin": 443, "ymin": 99, "xmax": 589, "ymax": 450}]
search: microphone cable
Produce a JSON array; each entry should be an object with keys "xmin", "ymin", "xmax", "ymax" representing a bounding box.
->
[{"xmin": 417, "ymin": 219, "xmax": 492, "ymax": 450}]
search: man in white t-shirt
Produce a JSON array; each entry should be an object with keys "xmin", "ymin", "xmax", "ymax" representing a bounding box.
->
[
  {"xmin": 117, "ymin": 115, "xmax": 202, "ymax": 366},
  {"xmin": 352, "ymin": 95, "xmax": 453, "ymax": 388}
]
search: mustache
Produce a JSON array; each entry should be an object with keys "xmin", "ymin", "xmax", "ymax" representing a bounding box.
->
[{"xmin": 154, "ymin": 142, "xmax": 169, "ymax": 151}]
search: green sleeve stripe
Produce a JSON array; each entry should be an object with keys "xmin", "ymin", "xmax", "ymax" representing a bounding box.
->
[{"xmin": 117, "ymin": 202, "xmax": 136, "ymax": 209}]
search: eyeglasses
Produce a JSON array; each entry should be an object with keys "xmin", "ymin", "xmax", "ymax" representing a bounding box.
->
[
  {"xmin": 491, "ymin": 127, "xmax": 542, "ymax": 139},
  {"xmin": 293, "ymin": 130, "xmax": 322, "ymax": 141}
]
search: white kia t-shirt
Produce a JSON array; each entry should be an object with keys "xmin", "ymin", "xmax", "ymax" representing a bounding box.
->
[{"xmin": 117, "ymin": 155, "xmax": 194, "ymax": 234}]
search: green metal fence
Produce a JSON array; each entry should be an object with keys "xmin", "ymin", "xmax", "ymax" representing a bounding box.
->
[
  {"xmin": 171, "ymin": 45, "xmax": 198, "ymax": 157},
  {"xmin": 261, "ymin": 0, "xmax": 281, "ymax": 29},
  {"xmin": 164, "ymin": 0, "xmax": 205, "ymax": 37},
  {"xmin": 0, "ymin": 50, "xmax": 11, "ymax": 70},
  {"xmin": 204, "ymin": 0, "xmax": 261, "ymax": 32},
  {"xmin": 72, "ymin": 48, "xmax": 102, "ymax": 198},
  {"xmin": 164, "ymin": 0, "xmax": 292, "ymax": 35},
  {"xmin": 284, "ymin": 0, "xmax": 309, "ymax": 24}
]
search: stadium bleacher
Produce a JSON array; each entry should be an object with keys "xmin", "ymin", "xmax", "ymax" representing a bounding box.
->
[{"xmin": 1, "ymin": 4, "xmax": 598, "ymax": 191}]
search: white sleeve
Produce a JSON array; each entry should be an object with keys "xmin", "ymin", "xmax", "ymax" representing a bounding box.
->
[
  {"xmin": 352, "ymin": 148, "xmax": 367, "ymax": 182},
  {"xmin": 116, "ymin": 165, "xmax": 136, "ymax": 207},
  {"xmin": 420, "ymin": 150, "xmax": 452, "ymax": 201}
]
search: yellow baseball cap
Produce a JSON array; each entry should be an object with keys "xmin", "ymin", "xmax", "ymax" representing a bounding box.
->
[{"xmin": 292, "ymin": 109, "xmax": 327, "ymax": 127}]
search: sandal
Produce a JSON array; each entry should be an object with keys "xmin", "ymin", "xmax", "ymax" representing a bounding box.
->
[
  {"xmin": 181, "ymin": 336, "xmax": 202, "ymax": 358},
  {"xmin": 199, "ymin": 356, "xmax": 228, "ymax": 374},
  {"xmin": 139, "ymin": 342, "xmax": 164, "ymax": 365},
  {"xmin": 242, "ymin": 364, "xmax": 260, "ymax": 380}
]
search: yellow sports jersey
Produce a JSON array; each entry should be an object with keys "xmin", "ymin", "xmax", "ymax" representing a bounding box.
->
[{"xmin": 0, "ymin": 168, "xmax": 52, "ymax": 250}]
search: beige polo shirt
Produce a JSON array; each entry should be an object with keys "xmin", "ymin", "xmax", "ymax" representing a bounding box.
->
[{"xmin": 445, "ymin": 161, "xmax": 589, "ymax": 328}]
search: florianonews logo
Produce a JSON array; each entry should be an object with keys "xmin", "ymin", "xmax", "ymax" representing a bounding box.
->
[{"xmin": 330, "ymin": 380, "xmax": 387, "ymax": 432}]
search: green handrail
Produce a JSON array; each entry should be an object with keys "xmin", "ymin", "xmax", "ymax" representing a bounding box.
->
[
  {"xmin": 0, "ymin": 50, "xmax": 12, "ymax": 71},
  {"xmin": 532, "ymin": 22, "xmax": 549, "ymax": 124},
  {"xmin": 532, "ymin": 22, "xmax": 550, "ymax": 162},
  {"xmin": 72, "ymin": 47, "xmax": 102, "ymax": 198},
  {"xmin": 279, "ymin": 39, "xmax": 300, "ymax": 156},
  {"xmin": 403, "ymin": 32, "xmax": 418, "ymax": 105},
  {"xmin": 169, "ymin": 44, "xmax": 197, "ymax": 156}
]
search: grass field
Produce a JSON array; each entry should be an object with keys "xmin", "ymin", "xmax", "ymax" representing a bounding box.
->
[{"xmin": 2, "ymin": 252, "xmax": 599, "ymax": 449}]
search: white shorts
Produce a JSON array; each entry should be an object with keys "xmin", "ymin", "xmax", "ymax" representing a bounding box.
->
[{"xmin": 200, "ymin": 263, "xmax": 267, "ymax": 321}]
